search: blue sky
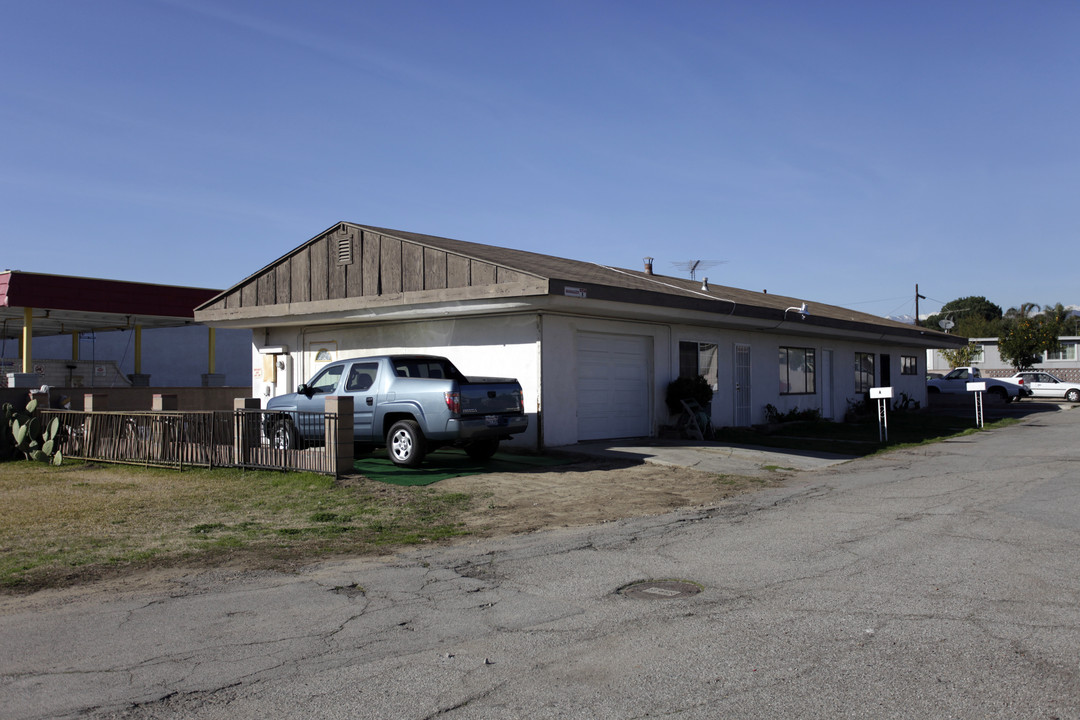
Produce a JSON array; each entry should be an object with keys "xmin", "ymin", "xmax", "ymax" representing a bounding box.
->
[{"xmin": 3, "ymin": 1, "xmax": 1078, "ymax": 320}]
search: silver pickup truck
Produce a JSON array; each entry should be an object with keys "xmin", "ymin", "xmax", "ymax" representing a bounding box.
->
[{"xmin": 265, "ymin": 355, "xmax": 528, "ymax": 466}]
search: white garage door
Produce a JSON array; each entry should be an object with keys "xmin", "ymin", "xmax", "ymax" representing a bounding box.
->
[{"xmin": 576, "ymin": 332, "xmax": 652, "ymax": 441}]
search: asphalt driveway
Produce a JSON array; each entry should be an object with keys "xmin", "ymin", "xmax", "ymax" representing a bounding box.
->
[{"xmin": 3, "ymin": 407, "xmax": 1080, "ymax": 719}]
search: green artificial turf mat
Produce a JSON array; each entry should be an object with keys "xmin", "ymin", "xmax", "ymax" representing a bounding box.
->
[{"xmin": 355, "ymin": 448, "xmax": 575, "ymax": 486}]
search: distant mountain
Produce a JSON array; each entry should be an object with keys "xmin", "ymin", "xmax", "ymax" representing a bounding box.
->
[{"xmin": 884, "ymin": 306, "xmax": 1080, "ymax": 328}]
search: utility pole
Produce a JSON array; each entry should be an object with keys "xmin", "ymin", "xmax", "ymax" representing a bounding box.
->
[{"xmin": 916, "ymin": 284, "xmax": 926, "ymax": 326}]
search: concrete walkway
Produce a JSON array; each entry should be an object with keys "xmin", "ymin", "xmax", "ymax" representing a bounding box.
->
[{"xmin": 556, "ymin": 438, "xmax": 855, "ymax": 476}]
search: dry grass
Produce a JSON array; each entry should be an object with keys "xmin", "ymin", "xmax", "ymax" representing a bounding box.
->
[{"xmin": 0, "ymin": 461, "xmax": 471, "ymax": 592}]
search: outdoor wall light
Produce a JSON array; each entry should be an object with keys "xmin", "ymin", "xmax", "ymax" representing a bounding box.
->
[{"xmin": 785, "ymin": 302, "xmax": 809, "ymax": 320}]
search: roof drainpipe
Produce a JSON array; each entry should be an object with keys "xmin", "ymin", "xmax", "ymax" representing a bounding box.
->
[{"xmin": 643, "ymin": 257, "xmax": 654, "ymax": 275}]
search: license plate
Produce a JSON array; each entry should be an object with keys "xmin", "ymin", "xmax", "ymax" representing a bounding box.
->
[{"xmin": 485, "ymin": 415, "xmax": 507, "ymax": 427}]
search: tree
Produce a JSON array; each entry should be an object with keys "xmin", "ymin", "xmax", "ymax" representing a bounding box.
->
[
  {"xmin": 996, "ymin": 302, "xmax": 1068, "ymax": 371},
  {"xmin": 1004, "ymin": 302, "xmax": 1041, "ymax": 320},
  {"xmin": 923, "ymin": 296, "xmax": 1004, "ymax": 338},
  {"xmin": 937, "ymin": 343, "xmax": 981, "ymax": 369}
]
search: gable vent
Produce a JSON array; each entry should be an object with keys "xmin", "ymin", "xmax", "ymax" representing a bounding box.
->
[{"xmin": 337, "ymin": 232, "xmax": 354, "ymax": 266}]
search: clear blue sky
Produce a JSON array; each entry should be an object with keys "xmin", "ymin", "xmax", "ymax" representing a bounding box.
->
[{"xmin": 3, "ymin": 1, "xmax": 1078, "ymax": 320}]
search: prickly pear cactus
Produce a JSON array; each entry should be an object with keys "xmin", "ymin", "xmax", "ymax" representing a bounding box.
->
[{"xmin": 2, "ymin": 399, "xmax": 63, "ymax": 465}]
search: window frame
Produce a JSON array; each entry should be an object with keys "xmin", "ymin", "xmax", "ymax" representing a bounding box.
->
[
  {"xmin": 779, "ymin": 346, "xmax": 816, "ymax": 395},
  {"xmin": 900, "ymin": 355, "xmax": 918, "ymax": 375},
  {"xmin": 679, "ymin": 341, "xmax": 719, "ymax": 391},
  {"xmin": 1045, "ymin": 342, "xmax": 1077, "ymax": 362},
  {"xmin": 854, "ymin": 352, "xmax": 875, "ymax": 393}
]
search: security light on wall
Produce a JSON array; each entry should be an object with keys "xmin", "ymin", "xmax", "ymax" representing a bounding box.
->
[{"xmin": 785, "ymin": 302, "xmax": 809, "ymax": 319}]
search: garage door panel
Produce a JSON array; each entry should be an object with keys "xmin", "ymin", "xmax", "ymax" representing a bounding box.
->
[{"xmin": 576, "ymin": 332, "xmax": 651, "ymax": 441}]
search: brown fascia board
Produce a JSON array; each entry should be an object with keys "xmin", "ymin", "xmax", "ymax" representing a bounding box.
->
[
  {"xmin": 545, "ymin": 278, "xmax": 967, "ymax": 348},
  {"xmin": 195, "ymin": 279, "xmax": 551, "ymax": 325}
]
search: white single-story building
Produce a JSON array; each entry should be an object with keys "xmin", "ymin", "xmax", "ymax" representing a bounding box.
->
[{"xmin": 195, "ymin": 222, "xmax": 965, "ymax": 449}]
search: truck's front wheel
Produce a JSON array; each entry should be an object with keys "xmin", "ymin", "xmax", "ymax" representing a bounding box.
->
[{"xmin": 387, "ymin": 420, "xmax": 425, "ymax": 467}]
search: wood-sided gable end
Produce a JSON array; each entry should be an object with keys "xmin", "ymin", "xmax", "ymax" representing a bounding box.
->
[{"xmin": 205, "ymin": 224, "xmax": 539, "ymax": 313}]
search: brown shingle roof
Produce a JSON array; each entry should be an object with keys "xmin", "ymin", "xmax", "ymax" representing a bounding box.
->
[
  {"xmin": 357, "ymin": 224, "xmax": 937, "ymax": 337},
  {"xmin": 197, "ymin": 221, "xmax": 963, "ymax": 347}
]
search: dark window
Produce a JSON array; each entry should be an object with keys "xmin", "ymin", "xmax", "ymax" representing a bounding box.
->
[
  {"xmin": 855, "ymin": 353, "xmax": 875, "ymax": 393},
  {"xmin": 392, "ymin": 356, "xmax": 465, "ymax": 380},
  {"xmin": 679, "ymin": 341, "xmax": 718, "ymax": 391},
  {"xmin": 345, "ymin": 362, "xmax": 378, "ymax": 392},
  {"xmin": 901, "ymin": 356, "xmax": 918, "ymax": 375},
  {"xmin": 779, "ymin": 347, "xmax": 816, "ymax": 395}
]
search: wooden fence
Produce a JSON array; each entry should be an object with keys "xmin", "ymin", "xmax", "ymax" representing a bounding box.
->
[{"xmin": 40, "ymin": 403, "xmax": 353, "ymax": 476}]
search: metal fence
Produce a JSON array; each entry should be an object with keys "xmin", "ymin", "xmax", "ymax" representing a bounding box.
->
[
  {"xmin": 234, "ymin": 409, "xmax": 340, "ymax": 474},
  {"xmin": 41, "ymin": 408, "xmax": 342, "ymax": 475}
]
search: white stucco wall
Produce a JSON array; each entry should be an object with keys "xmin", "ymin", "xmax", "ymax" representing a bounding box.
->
[
  {"xmin": 667, "ymin": 327, "xmax": 929, "ymax": 427},
  {"xmin": 249, "ymin": 311, "xmax": 933, "ymax": 449},
  {"xmin": 254, "ymin": 314, "xmax": 542, "ymax": 448},
  {"xmin": 539, "ymin": 314, "xmax": 673, "ymax": 447}
]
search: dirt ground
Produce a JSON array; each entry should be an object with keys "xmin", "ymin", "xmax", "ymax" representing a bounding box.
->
[
  {"xmin": 435, "ymin": 457, "xmax": 793, "ymax": 538},
  {"xmin": 0, "ymin": 458, "xmax": 794, "ymax": 612}
]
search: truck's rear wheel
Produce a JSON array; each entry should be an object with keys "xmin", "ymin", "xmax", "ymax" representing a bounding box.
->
[
  {"xmin": 989, "ymin": 386, "xmax": 1009, "ymax": 403},
  {"xmin": 387, "ymin": 420, "xmax": 425, "ymax": 467},
  {"xmin": 464, "ymin": 439, "xmax": 499, "ymax": 461}
]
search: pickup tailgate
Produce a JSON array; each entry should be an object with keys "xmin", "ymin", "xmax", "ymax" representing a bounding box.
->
[{"xmin": 459, "ymin": 378, "xmax": 523, "ymax": 416}]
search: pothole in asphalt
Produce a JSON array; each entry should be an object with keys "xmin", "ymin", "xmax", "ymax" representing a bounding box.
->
[{"xmin": 618, "ymin": 579, "xmax": 703, "ymax": 600}]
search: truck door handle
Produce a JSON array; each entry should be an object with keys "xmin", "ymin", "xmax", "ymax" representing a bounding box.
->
[{"xmin": 366, "ymin": 397, "xmax": 373, "ymax": 406}]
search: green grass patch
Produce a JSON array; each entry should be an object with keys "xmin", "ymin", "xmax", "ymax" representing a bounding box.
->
[
  {"xmin": 355, "ymin": 448, "xmax": 574, "ymax": 486},
  {"xmin": 0, "ymin": 462, "xmax": 475, "ymax": 593}
]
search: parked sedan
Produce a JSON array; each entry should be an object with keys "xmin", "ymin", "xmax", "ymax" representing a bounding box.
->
[{"xmin": 1009, "ymin": 371, "xmax": 1080, "ymax": 402}]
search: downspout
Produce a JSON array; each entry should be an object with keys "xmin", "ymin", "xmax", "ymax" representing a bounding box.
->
[{"xmin": 536, "ymin": 312, "xmax": 544, "ymax": 452}]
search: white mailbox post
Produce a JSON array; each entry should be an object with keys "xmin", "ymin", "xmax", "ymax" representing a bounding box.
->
[
  {"xmin": 967, "ymin": 381, "xmax": 987, "ymax": 428},
  {"xmin": 870, "ymin": 387, "xmax": 893, "ymax": 442}
]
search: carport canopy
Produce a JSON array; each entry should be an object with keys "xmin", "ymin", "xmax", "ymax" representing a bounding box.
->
[{"xmin": 1, "ymin": 271, "xmax": 222, "ymax": 376}]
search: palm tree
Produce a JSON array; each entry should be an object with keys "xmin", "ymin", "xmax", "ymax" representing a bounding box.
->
[{"xmin": 1004, "ymin": 302, "xmax": 1041, "ymax": 319}]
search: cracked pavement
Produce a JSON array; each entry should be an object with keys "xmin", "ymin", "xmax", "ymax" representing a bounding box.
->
[{"xmin": 3, "ymin": 410, "xmax": 1080, "ymax": 718}]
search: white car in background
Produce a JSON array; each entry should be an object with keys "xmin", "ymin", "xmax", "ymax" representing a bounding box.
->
[{"xmin": 1009, "ymin": 371, "xmax": 1080, "ymax": 402}]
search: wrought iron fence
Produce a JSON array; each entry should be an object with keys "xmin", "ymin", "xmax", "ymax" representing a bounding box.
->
[
  {"xmin": 40, "ymin": 408, "xmax": 342, "ymax": 475},
  {"xmin": 234, "ymin": 408, "xmax": 339, "ymax": 474}
]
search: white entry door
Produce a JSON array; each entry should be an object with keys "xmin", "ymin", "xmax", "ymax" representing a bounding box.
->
[
  {"xmin": 734, "ymin": 343, "xmax": 751, "ymax": 426},
  {"xmin": 576, "ymin": 332, "xmax": 652, "ymax": 441}
]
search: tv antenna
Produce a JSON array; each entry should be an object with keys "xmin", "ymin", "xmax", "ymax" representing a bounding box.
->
[{"xmin": 671, "ymin": 260, "xmax": 725, "ymax": 281}]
